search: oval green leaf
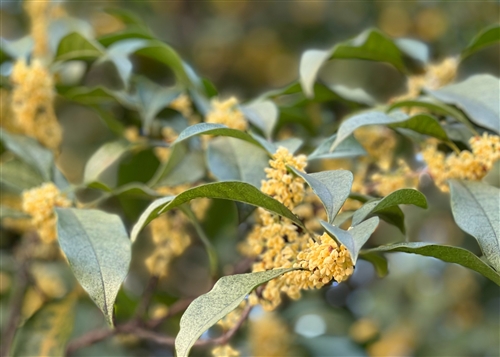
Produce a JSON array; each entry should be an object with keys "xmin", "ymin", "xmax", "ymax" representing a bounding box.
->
[
  {"xmin": 461, "ymin": 25, "xmax": 500, "ymax": 60},
  {"xmin": 175, "ymin": 268, "xmax": 293, "ymax": 357},
  {"xmin": 55, "ymin": 208, "xmax": 131, "ymax": 326},
  {"xmin": 449, "ymin": 180, "xmax": 500, "ymax": 271}
]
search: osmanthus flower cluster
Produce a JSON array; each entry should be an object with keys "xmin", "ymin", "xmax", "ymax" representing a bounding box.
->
[
  {"xmin": 423, "ymin": 133, "xmax": 500, "ymax": 191},
  {"xmin": 205, "ymin": 97, "xmax": 248, "ymax": 131},
  {"xmin": 241, "ymin": 147, "xmax": 354, "ymax": 311}
]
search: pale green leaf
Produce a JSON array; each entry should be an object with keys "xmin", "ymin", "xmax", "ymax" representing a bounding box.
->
[
  {"xmin": 83, "ymin": 141, "xmax": 131, "ymax": 186},
  {"xmin": 0, "ymin": 159, "xmax": 44, "ymax": 193},
  {"xmin": 242, "ymin": 100, "xmax": 278, "ymax": 139},
  {"xmin": 352, "ymin": 189, "xmax": 428, "ymax": 226},
  {"xmin": 175, "ymin": 268, "xmax": 293, "ymax": 357},
  {"xmin": 55, "ymin": 208, "xmax": 131, "ymax": 326},
  {"xmin": 0, "ymin": 129, "xmax": 53, "ymax": 181},
  {"xmin": 11, "ymin": 293, "xmax": 77, "ymax": 357},
  {"xmin": 427, "ymin": 75, "xmax": 500, "ymax": 134},
  {"xmin": 131, "ymin": 181, "xmax": 303, "ymax": 242},
  {"xmin": 449, "ymin": 180, "xmax": 500, "ymax": 271},
  {"xmin": 308, "ymin": 134, "xmax": 367, "ymax": 160},
  {"xmin": 207, "ymin": 137, "xmax": 268, "ymax": 188},
  {"xmin": 290, "ymin": 168, "xmax": 353, "ymax": 223},
  {"xmin": 365, "ymin": 242, "xmax": 500, "ymax": 285}
]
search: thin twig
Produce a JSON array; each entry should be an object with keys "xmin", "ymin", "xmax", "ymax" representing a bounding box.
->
[
  {"xmin": 146, "ymin": 297, "xmax": 195, "ymax": 329},
  {"xmin": 65, "ymin": 329, "xmax": 116, "ymax": 356},
  {"xmin": 0, "ymin": 261, "xmax": 29, "ymax": 357},
  {"xmin": 133, "ymin": 276, "xmax": 159, "ymax": 321}
]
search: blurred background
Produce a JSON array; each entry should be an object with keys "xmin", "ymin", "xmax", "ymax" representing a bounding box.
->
[{"xmin": 1, "ymin": 1, "xmax": 499, "ymax": 356}]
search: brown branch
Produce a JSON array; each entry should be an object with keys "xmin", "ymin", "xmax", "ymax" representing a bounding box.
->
[
  {"xmin": 146, "ymin": 297, "xmax": 194, "ymax": 329},
  {"xmin": 0, "ymin": 261, "xmax": 29, "ymax": 357},
  {"xmin": 133, "ymin": 276, "xmax": 159, "ymax": 321},
  {"xmin": 65, "ymin": 328, "xmax": 115, "ymax": 356}
]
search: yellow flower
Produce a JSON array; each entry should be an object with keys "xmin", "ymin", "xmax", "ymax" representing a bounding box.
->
[
  {"xmin": 206, "ymin": 97, "xmax": 247, "ymax": 131},
  {"xmin": 25, "ymin": 0, "xmax": 51, "ymax": 58},
  {"xmin": 22, "ymin": 183, "xmax": 71, "ymax": 244},
  {"xmin": 371, "ymin": 159, "xmax": 419, "ymax": 197},
  {"xmin": 211, "ymin": 344, "xmax": 240, "ymax": 357},
  {"xmin": 249, "ymin": 312, "xmax": 293, "ymax": 357},
  {"xmin": 423, "ymin": 134, "xmax": 499, "ymax": 191},
  {"xmin": 11, "ymin": 59, "xmax": 62, "ymax": 151},
  {"xmin": 170, "ymin": 93, "xmax": 194, "ymax": 119}
]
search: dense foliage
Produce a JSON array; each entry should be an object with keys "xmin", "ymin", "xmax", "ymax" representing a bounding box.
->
[{"xmin": 0, "ymin": 2, "xmax": 499, "ymax": 357}]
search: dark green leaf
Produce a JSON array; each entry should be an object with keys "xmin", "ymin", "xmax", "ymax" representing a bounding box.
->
[
  {"xmin": 56, "ymin": 208, "xmax": 131, "ymax": 326},
  {"xmin": 427, "ymin": 75, "xmax": 500, "ymax": 134},
  {"xmin": 55, "ymin": 32, "xmax": 105, "ymax": 62},
  {"xmin": 365, "ymin": 242, "xmax": 500, "ymax": 285},
  {"xmin": 300, "ymin": 29, "xmax": 406, "ymax": 97},
  {"xmin": 462, "ymin": 25, "xmax": 500, "ymax": 59},
  {"xmin": 11, "ymin": 293, "xmax": 77, "ymax": 357},
  {"xmin": 207, "ymin": 137, "xmax": 268, "ymax": 188},
  {"xmin": 449, "ymin": 180, "xmax": 500, "ymax": 271},
  {"xmin": 175, "ymin": 268, "xmax": 293, "ymax": 357},
  {"xmin": 131, "ymin": 181, "xmax": 303, "ymax": 242},
  {"xmin": 352, "ymin": 189, "xmax": 428, "ymax": 226},
  {"xmin": 97, "ymin": 28, "xmax": 154, "ymax": 47},
  {"xmin": 359, "ymin": 251, "xmax": 388, "ymax": 278},
  {"xmin": 173, "ymin": 123, "xmax": 264, "ymax": 149},
  {"xmin": 389, "ymin": 113, "xmax": 449, "ymax": 141},
  {"xmin": 0, "ymin": 129, "xmax": 53, "ymax": 181},
  {"xmin": 290, "ymin": 168, "xmax": 353, "ymax": 223}
]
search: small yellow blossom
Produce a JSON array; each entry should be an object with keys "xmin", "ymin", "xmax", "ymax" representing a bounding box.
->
[
  {"xmin": 206, "ymin": 97, "xmax": 247, "ymax": 131},
  {"xmin": 371, "ymin": 159, "xmax": 419, "ymax": 196},
  {"xmin": 170, "ymin": 93, "xmax": 194, "ymax": 120},
  {"xmin": 217, "ymin": 302, "xmax": 246, "ymax": 331},
  {"xmin": 354, "ymin": 126, "xmax": 397, "ymax": 171},
  {"xmin": 211, "ymin": 344, "xmax": 240, "ymax": 357},
  {"xmin": 22, "ymin": 183, "xmax": 71, "ymax": 244},
  {"xmin": 249, "ymin": 312, "xmax": 293, "ymax": 357},
  {"xmin": 25, "ymin": 0, "xmax": 51, "ymax": 58},
  {"xmin": 145, "ymin": 211, "xmax": 191, "ymax": 278},
  {"xmin": 423, "ymin": 134, "xmax": 500, "ymax": 191},
  {"xmin": 11, "ymin": 59, "xmax": 62, "ymax": 150},
  {"xmin": 349, "ymin": 318, "xmax": 379, "ymax": 344}
]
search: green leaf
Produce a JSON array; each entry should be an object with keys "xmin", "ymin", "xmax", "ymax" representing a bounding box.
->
[
  {"xmin": 97, "ymin": 27, "xmax": 154, "ymax": 47},
  {"xmin": 449, "ymin": 180, "xmax": 500, "ymax": 271},
  {"xmin": 389, "ymin": 113, "xmax": 449, "ymax": 142},
  {"xmin": 308, "ymin": 134, "xmax": 367, "ymax": 160},
  {"xmin": 359, "ymin": 251, "xmax": 388, "ymax": 278},
  {"xmin": 365, "ymin": 242, "xmax": 500, "ymax": 286},
  {"xmin": 55, "ymin": 208, "xmax": 131, "ymax": 326},
  {"xmin": 55, "ymin": 32, "xmax": 105, "ymax": 62},
  {"xmin": 352, "ymin": 189, "xmax": 428, "ymax": 226},
  {"xmin": 175, "ymin": 268, "xmax": 293, "ymax": 357},
  {"xmin": 427, "ymin": 74, "xmax": 500, "ymax": 134},
  {"xmin": 131, "ymin": 181, "xmax": 303, "ymax": 242},
  {"xmin": 0, "ymin": 159, "xmax": 44, "ymax": 193},
  {"xmin": 462, "ymin": 25, "xmax": 500, "ymax": 59},
  {"xmin": 83, "ymin": 141, "xmax": 131, "ymax": 186},
  {"xmin": 207, "ymin": 137, "xmax": 268, "ymax": 188},
  {"xmin": 0, "ymin": 129, "xmax": 53, "ymax": 181},
  {"xmin": 241, "ymin": 100, "xmax": 278, "ymax": 139},
  {"xmin": 104, "ymin": 7, "xmax": 149, "ymax": 28},
  {"xmin": 155, "ymin": 149, "xmax": 205, "ymax": 187},
  {"xmin": 173, "ymin": 123, "xmax": 264, "ymax": 150},
  {"xmin": 11, "ymin": 293, "xmax": 77, "ymax": 357},
  {"xmin": 300, "ymin": 29, "xmax": 406, "ymax": 97},
  {"xmin": 320, "ymin": 217, "xmax": 379, "ymax": 264},
  {"xmin": 289, "ymin": 169, "xmax": 353, "ymax": 223}
]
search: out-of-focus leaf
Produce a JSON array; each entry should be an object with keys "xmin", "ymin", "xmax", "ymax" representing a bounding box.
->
[
  {"xmin": 388, "ymin": 97, "xmax": 474, "ymax": 132},
  {"xmin": 207, "ymin": 137, "xmax": 268, "ymax": 188},
  {"xmin": 365, "ymin": 242, "xmax": 500, "ymax": 285},
  {"xmin": 104, "ymin": 7, "xmax": 149, "ymax": 28},
  {"xmin": 0, "ymin": 206, "xmax": 28, "ymax": 219},
  {"xmin": 0, "ymin": 36, "xmax": 32, "ymax": 63},
  {"xmin": 0, "ymin": 159, "xmax": 44, "ymax": 193},
  {"xmin": 134, "ymin": 79, "xmax": 180, "ymax": 133},
  {"xmin": 308, "ymin": 134, "xmax": 367, "ymax": 160},
  {"xmin": 241, "ymin": 100, "xmax": 278, "ymax": 139},
  {"xmin": 449, "ymin": 180, "xmax": 500, "ymax": 271},
  {"xmin": 300, "ymin": 29, "xmax": 406, "ymax": 97},
  {"xmin": 290, "ymin": 168, "xmax": 353, "ymax": 223},
  {"xmin": 55, "ymin": 32, "xmax": 105, "ymax": 62},
  {"xmin": 389, "ymin": 113, "xmax": 449, "ymax": 141},
  {"xmin": 97, "ymin": 28, "xmax": 154, "ymax": 47},
  {"xmin": 83, "ymin": 141, "xmax": 131, "ymax": 187},
  {"xmin": 173, "ymin": 123, "xmax": 264, "ymax": 149},
  {"xmin": 56, "ymin": 208, "xmax": 131, "ymax": 326},
  {"xmin": 395, "ymin": 38, "xmax": 429, "ymax": 64},
  {"xmin": 0, "ymin": 129, "xmax": 53, "ymax": 181},
  {"xmin": 131, "ymin": 181, "xmax": 303, "ymax": 242},
  {"xmin": 352, "ymin": 189, "xmax": 428, "ymax": 226},
  {"xmin": 320, "ymin": 217, "xmax": 379, "ymax": 264},
  {"xmin": 427, "ymin": 75, "xmax": 500, "ymax": 134},
  {"xmin": 175, "ymin": 268, "xmax": 293, "ymax": 357},
  {"xmin": 148, "ymin": 143, "xmax": 187, "ymax": 187},
  {"xmin": 461, "ymin": 25, "xmax": 500, "ymax": 59},
  {"xmin": 156, "ymin": 150, "xmax": 205, "ymax": 187},
  {"xmin": 11, "ymin": 293, "xmax": 77, "ymax": 357},
  {"xmin": 359, "ymin": 251, "xmax": 388, "ymax": 278}
]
